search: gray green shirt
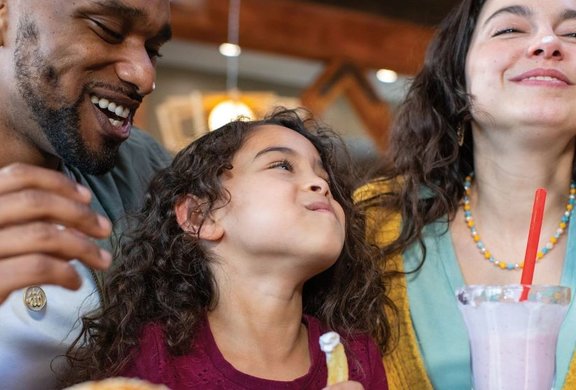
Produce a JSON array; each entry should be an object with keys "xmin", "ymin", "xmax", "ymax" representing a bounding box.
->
[{"xmin": 0, "ymin": 128, "xmax": 172, "ymax": 389}]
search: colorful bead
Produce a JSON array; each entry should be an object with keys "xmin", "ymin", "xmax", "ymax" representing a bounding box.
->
[{"xmin": 463, "ymin": 174, "xmax": 575, "ymax": 271}]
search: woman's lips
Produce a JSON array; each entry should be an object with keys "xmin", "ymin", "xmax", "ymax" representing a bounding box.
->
[{"xmin": 510, "ymin": 68, "xmax": 571, "ymax": 86}]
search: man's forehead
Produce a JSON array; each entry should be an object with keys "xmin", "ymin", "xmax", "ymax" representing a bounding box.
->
[
  {"xmin": 83, "ymin": 0, "xmax": 172, "ymax": 39},
  {"xmin": 86, "ymin": 0, "xmax": 169, "ymax": 17}
]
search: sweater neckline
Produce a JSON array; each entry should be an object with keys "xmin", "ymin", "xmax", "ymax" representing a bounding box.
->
[{"xmin": 199, "ymin": 314, "xmax": 324, "ymax": 388}]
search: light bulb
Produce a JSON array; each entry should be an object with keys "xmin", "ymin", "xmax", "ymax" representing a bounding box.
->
[
  {"xmin": 219, "ymin": 43, "xmax": 241, "ymax": 57},
  {"xmin": 376, "ymin": 68, "xmax": 398, "ymax": 83},
  {"xmin": 208, "ymin": 100, "xmax": 255, "ymax": 130}
]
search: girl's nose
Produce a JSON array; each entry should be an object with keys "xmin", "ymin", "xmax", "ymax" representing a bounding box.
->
[{"xmin": 308, "ymin": 177, "xmax": 330, "ymax": 196}]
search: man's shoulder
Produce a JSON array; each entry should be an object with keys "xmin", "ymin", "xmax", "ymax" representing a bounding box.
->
[
  {"xmin": 116, "ymin": 127, "xmax": 172, "ymax": 169},
  {"xmin": 67, "ymin": 128, "xmax": 173, "ymax": 219},
  {"xmin": 108, "ymin": 128, "xmax": 172, "ymax": 187}
]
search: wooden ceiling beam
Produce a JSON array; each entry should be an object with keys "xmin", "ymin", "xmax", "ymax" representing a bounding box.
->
[{"xmin": 170, "ymin": 0, "xmax": 435, "ymax": 75}]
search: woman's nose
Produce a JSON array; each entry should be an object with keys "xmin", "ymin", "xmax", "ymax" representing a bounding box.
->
[{"xmin": 527, "ymin": 34, "xmax": 563, "ymax": 60}]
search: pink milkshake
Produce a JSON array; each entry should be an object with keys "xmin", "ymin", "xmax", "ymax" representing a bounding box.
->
[{"xmin": 457, "ymin": 285, "xmax": 570, "ymax": 390}]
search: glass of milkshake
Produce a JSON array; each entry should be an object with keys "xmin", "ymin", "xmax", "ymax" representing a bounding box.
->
[{"xmin": 456, "ymin": 285, "xmax": 570, "ymax": 390}]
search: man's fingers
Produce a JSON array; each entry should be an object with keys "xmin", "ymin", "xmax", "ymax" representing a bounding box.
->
[
  {"xmin": 0, "ymin": 163, "xmax": 112, "ymax": 305},
  {"xmin": 0, "ymin": 222, "xmax": 112, "ymax": 270},
  {"xmin": 0, "ymin": 163, "xmax": 91, "ymax": 203},
  {"xmin": 0, "ymin": 190, "xmax": 111, "ymax": 239},
  {"xmin": 0, "ymin": 255, "xmax": 83, "ymax": 304}
]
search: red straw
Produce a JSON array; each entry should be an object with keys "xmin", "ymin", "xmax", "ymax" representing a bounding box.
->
[{"xmin": 520, "ymin": 188, "xmax": 547, "ymax": 301}]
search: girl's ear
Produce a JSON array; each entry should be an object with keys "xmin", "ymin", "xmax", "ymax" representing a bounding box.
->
[{"xmin": 174, "ymin": 195, "xmax": 224, "ymax": 241}]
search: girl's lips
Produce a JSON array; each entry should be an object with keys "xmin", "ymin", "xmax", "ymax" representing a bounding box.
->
[{"xmin": 306, "ymin": 201, "xmax": 335, "ymax": 214}]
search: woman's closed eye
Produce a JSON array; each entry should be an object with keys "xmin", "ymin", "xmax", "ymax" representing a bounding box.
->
[{"xmin": 492, "ymin": 27, "xmax": 523, "ymax": 37}]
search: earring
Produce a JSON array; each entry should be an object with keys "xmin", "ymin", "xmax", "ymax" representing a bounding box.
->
[{"xmin": 457, "ymin": 125, "xmax": 465, "ymax": 147}]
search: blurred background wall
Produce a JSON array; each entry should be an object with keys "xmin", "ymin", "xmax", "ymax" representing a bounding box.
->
[{"xmin": 135, "ymin": 0, "xmax": 458, "ymax": 177}]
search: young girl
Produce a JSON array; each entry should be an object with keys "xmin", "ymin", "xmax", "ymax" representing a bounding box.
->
[{"xmin": 64, "ymin": 109, "xmax": 391, "ymax": 389}]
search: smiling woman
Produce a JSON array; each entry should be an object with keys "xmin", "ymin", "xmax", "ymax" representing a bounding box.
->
[{"xmin": 356, "ymin": 0, "xmax": 576, "ymax": 388}]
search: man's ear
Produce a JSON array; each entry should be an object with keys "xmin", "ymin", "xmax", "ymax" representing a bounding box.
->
[
  {"xmin": 0, "ymin": 1, "xmax": 7, "ymax": 47},
  {"xmin": 174, "ymin": 195, "xmax": 224, "ymax": 241}
]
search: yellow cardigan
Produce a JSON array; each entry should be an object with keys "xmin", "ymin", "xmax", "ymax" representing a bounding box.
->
[{"xmin": 356, "ymin": 181, "xmax": 576, "ymax": 390}]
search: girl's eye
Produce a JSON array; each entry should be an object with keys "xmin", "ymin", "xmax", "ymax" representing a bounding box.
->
[
  {"xmin": 269, "ymin": 160, "xmax": 293, "ymax": 171},
  {"xmin": 562, "ymin": 32, "xmax": 576, "ymax": 38},
  {"xmin": 493, "ymin": 27, "xmax": 521, "ymax": 37}
]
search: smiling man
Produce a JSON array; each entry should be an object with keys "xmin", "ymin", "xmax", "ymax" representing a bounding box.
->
[{"xmin": 0, "ymin": 0, "xmax": 173, "ymax": 387}]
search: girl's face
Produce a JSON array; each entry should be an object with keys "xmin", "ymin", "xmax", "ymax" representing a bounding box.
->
[
  {"xmin": 211, "ymin": 125, "xmax": 346, "ymax": 276},
  {"xmin": 466, "ymin": 0, "xmax": 576, "ymax": 133}
]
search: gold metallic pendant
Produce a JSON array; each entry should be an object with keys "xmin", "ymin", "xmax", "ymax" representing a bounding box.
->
[{"xmin": 23, "ymin": 286, "xmax": 47, "ymax": 311}]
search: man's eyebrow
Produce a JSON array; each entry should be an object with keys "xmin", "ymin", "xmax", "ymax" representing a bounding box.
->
[
  {"xmin": 253, "ymin": 146, "xmax": 296, "ymax": 160},
  {"xmin": 91, "ymin": 0, "xmax": 173, "ymax": 41},
  {"xmin": 93, "ymin": 0, "xmax": 145, "ymax": 19},
  {"xmin": 483, "ymin": 5, "xmax": 531, "ymax": 26}
]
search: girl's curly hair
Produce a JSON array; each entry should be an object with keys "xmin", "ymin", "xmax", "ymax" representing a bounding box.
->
[{"xmin": 63, "ymin": 108, "xmax": 393, "ymax": 383}]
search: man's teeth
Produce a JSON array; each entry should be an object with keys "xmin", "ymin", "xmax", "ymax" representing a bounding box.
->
[
  {"xmin": 90, "ymin": 95, "xmax": 130, "ymax": 121},
  {"xmin": 109, "ymin": 119, "xmax": 123, "ymax": 127}
]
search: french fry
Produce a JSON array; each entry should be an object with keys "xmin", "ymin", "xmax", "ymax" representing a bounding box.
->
[{"xmin": 319, "ymin": 331, "xmax": 349, "ymax": 385}]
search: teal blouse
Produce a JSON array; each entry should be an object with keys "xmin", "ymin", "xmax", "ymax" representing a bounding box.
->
[{"xmin": 404, "ymin": 218, "xmax": 576, "ymax": 390}]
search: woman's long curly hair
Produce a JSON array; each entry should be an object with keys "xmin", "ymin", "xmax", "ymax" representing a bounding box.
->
[
  {"xmin": 359, "ymin": 0, "xmax": 488, "ymax": 267},
  {"xmin": 63, "ymin": 108, "xmax": 393, "ymax": 383}
]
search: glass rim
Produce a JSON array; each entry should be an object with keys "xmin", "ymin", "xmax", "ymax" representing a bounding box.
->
[
  {"xmin": 456, "ymin": 284, "xmax": 571, "ymax": 305},
  {"xmin": 457, "ymin": 284, "xmax": 570, "ymax": 291}
]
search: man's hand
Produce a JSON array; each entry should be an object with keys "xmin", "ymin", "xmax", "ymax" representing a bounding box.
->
[{"xmin": 0, "ymin": 163, "xmax": 112, "ymax": 304}]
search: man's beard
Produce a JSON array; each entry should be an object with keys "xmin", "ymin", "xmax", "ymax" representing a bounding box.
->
[{"xmin": 13, "ymin": 18, "xmax": 120, "ymax": 175}]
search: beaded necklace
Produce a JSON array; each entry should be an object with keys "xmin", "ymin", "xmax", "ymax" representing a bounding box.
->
[{"xmin": 463, "ymin": 174, "xmax": 576, "ymax": 270}]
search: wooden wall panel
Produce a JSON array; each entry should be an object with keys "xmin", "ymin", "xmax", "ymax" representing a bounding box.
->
[{"xmin": 170, "ymin": 0, "xmax": 435, "ymax": 75}]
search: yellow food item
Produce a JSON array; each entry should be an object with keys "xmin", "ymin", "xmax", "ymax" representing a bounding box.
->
[
  {"xmin": 319, "ymin": 331, "xmax": 349, "ymax": 385},
  {"xmin": 64, "ymin": 377, "xmax": 170, "ymax": 390}
]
